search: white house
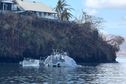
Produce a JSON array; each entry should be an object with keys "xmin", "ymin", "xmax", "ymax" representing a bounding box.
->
[{"xmin": 0, "ymin": 0, "xmax": 57, "ymax": 19}]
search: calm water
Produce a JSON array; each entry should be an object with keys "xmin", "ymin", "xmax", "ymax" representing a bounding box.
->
[{"xmin": 0, "ymin": 56, "xmax": 126, "ymax": 84}]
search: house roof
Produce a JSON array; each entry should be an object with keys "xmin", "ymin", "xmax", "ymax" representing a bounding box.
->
[
  {"xmin": 1, "ymin": 0, "xmax": 13, "ymax": 3},
  {"xmin": 16, "ymin": 0, "xmax": 56, "ymax": 14}
]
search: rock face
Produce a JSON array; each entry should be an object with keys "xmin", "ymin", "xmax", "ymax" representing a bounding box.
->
[{"xmin": 0, "ymin": 13, "xmax": 117, "ymax": 63}]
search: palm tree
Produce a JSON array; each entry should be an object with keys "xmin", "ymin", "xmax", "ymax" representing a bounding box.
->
[
  {"xmin": 55, "ymin": 0, "xmax": 73, "ymax": 21},
  {"xmin": 55, "ymin": 0, "xmax": 68, "ymax": 20},
  {"xmin": 61, "ymin": 8, "xmax": 73, "ymax": 21}
]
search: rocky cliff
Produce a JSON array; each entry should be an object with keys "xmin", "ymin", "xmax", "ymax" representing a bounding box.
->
[{"xmin": 0, "ymin": 13, "xmax": 117, "ymax": 63}]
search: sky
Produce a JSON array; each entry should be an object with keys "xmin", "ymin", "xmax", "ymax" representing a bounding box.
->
[{"xmin": 33, "ymin": 0, "xmax": 126, "ymax": 37}]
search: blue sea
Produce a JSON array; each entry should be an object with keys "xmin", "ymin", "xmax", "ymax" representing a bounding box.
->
[{"xmin": 0, "ymin": 56, "xmax": 126, "ymax": 84}]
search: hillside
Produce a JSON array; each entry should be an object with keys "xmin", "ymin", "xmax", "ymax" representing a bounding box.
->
[{"xmin": 0, "ymin": 13, "xmax": 117, "ymax": 63}]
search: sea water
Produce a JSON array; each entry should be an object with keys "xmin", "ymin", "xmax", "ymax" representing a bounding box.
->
[{"xmin": 0, "ymin": 56, "xmax": 126, "ymax": 84}]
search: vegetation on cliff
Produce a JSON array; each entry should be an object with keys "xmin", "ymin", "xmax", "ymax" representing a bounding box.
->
[{"xmin": 0, "ymin": 12, "xmax": 122, "ymax": 63}]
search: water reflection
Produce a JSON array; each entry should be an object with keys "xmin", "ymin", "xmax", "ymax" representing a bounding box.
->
[{"xmin": 0, "ymin": 56, "xmax": 126, "ymax": 84}]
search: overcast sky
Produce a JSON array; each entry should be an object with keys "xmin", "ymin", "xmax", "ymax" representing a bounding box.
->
[{"xmin": 35, "ymin": 0, "xmax": 126, "ymax": 37}]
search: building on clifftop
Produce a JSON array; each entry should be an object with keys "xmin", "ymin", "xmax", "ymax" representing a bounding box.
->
[{"xmin": 0, "ymin": 0, "xmax": 57, "ymax": 19}]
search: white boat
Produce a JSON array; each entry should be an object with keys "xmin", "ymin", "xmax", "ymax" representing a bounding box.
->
[
  {"xmin": 44, "ymin": 52, "xmax": 77, "ymax": 67},
  {"xmin": 20, "ymin": 58, "xmax": 40, "ymax": 67}
]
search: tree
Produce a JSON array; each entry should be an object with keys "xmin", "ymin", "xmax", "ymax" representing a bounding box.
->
[
  {"xmin": 55, "ymin": 0, "xmax": 67, "ymax": 20},
  {"xmin": 61, "ymin": 8, "xmax": 73, "ymax": 21},
  {"xmin": 74, "ymin": 11, "xmax": 90, "ymax": 24},
  {"xmin": 55, "ymin": 0, "xmax": 73, "ymax": 21},
  {"xmin": 75, "ymin": 11, "xmax": 104, "ymax": 29},
  {"xmin": 106, "ymin": 35, "xmax": 125, "ymax": 51}
]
